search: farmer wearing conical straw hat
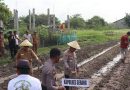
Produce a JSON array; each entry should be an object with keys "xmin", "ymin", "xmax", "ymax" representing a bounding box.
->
[
  {"xmin": 15, "ymin": 39, "xmax": 41, "ymax": 74},
  {"xmin": 63, "ymin": 40, "xmax": 80, "ymax": 90}
]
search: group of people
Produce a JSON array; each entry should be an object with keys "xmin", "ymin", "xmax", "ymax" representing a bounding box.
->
[
  {"xmin": 0, "ymin": 30, "xmax": 39, "ymax": 58},
  {"xmin": 7, "ymin": 39, "xmax": 80, "ymax": 90},
  {"xmin": 2, "ymin": 29, "xmax": 130, "ymax": 90}
]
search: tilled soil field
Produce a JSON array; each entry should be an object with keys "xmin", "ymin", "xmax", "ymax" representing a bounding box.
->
[
  {"xmin": 93, "ymin": 51, "xmax": 130, "ymax": 90},
  {"xmin": 0, "ymin": 41, "xmax": 123, "ymax": 90}
]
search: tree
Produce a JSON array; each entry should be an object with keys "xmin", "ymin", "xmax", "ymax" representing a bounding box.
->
[
  {"xmin": 0, "ymin": 0, "xmax": 12, "ymax": 24},
  {"xmin": 124, "ymin": 13, "xmax": 130, "ymax": 27},
  {"xmin": 23, "ymin": 14, "xmax": 60, "ymax": 27},
  {"xmin": 86, "ymin": 16, "xmax": 107, "ymax": 29},
  {"xmin": 70, "ymin": 14, "xmax": 86, "ymax": 29}
]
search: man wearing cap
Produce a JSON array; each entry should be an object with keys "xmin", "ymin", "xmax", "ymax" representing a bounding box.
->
[
  {"xmin": 32, "ymin": 31, "xmax": 39, "ymax": 54},
  {"xmin": 63, "ymin": 41, "xmax": 80, "ymax": 90},
  {"xmin": 8, "ymin": 60, "xmax": 42, "ymax": 90},
  {"xmin": 15, "ymin": 39, "xmax": 41, "ymax": 74},
  {"xmin": 0, "ymin": 31, "xmax": 4, "ymax": 57},
  {"xmin": 42, "ymin": 48, "xmax": 65, "ymax": 90}
]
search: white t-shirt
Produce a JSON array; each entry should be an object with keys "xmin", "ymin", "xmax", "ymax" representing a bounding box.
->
[
  {"xmin": 23, "ymin": 34, "xmax": 32, "ymax": 42},
  {"xmin": 15, "ymin": 35, "xmax": 19, "ymax": 45},
  {"xmin": 8, "ymin": 75, "xmax": 42, "ymax": 90}
]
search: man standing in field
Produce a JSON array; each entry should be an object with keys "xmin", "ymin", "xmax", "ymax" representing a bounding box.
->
[
  {"xmin": 42, "ymin": 48, "xmax": 65, "ymax": 90},
  {"xmin": 120, "ymin": 31, "xmax": 130, "ymax": 63},
  {"xmin": 23, "ymin": 31, "xmax": 32, "ymax": 42},
  {"xmin": 63, "ymin": 40, "xmax": 80, "ymax": 90},
  {"xmin": 32, "ymin": 31, "xmax": 39, "ymax": 54},
  {"xmin": 15, "ymin": 39, "xmax": 41, "ymax": 74}
]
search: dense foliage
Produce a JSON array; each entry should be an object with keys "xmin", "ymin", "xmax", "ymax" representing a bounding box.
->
[{"xmin": 0, "ymin": 0, "xmax": 11, "ymax": 24}]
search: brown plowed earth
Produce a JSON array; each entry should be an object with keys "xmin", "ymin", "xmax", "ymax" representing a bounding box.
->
[
  {"xmin": 93, "ymin": 51, "xmax": 130, "ymax": 90},
  {"xmin": 0, "ymin": 41, "xmax": 119, "ymax": 90}
]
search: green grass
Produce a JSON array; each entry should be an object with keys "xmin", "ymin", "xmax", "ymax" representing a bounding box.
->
[
  {"xmin": 0, "ymin": 56, "xmax": 11, "ymax": 65},
  {"xmin": 0, "ymin": 29, "xmax": 129, "ymax": 65},
  {"xmin": 76, "ymin": 29, "xmax": 129, "ymax": 44}
]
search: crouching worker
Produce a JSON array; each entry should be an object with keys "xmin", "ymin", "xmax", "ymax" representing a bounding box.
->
[
  {"xmin": 15, "ymin": 39, "xmax": 41, "ymax": 74},
  {"xmin": 42, "ymin": 48, "xmax": 65, "ymax": 90},
  {"xmin": 63, "ymin": 41, "xmax": 80, "ymax": 90},
  {"xmin": 8, "ymin": 60, "xmax": 42, "ymax": 90}
]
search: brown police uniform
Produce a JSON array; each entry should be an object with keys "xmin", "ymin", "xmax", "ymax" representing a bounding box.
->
[
  {"xmin": 42, "ymin": 59, "xmax": 58, "ymax": 90},
  {"xmin": 16, "ymin": 48, "xmax": 39, "ymax": 64},
  {"xmin": 32, "ymin": 34, "xmax": 39, "ymax": 54}
]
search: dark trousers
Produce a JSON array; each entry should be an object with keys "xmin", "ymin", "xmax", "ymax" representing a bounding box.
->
[
  {"xmin": 65, "ymin": 75, "xmax": 70, "ymax": 90},
  {"xmin": 9, "ymin": 47, "xmax": 16, "ymax": 58},
  {"xmin": 41, "ymin": 84, "xmax": 47, "ymax": 90},
  {"xmin": 9, "ymin": 45, "xmax": 19, "ymax": 58}
]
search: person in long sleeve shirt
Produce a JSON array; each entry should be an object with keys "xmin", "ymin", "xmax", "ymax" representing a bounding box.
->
[{"xmin": 120, "ymin": 31, "xmax": 130, "ymax": 63}]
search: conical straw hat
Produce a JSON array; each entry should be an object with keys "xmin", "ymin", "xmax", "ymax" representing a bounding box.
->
[
  {"xmin": 20, "ymin": 39, "xmax": 33, "ymax": 47},
  {"xmin": 67, "ymin": 41, "xmax": 80, "ymax": 49}
]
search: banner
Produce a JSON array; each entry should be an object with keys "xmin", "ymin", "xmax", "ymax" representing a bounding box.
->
[{"xmin": 62, "ymin": 78, "xmax": 89, "ymax": 87}]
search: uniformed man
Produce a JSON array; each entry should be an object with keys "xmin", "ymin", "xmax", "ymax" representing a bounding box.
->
[
  {"xmin": 32, "ymin": 31, "xmax": 39, "ymax": 54},
  {"xmin": 15, "ymin": 39, "xmax": 41, "ymax": 74},
  {"xmin": 42, "ymin": 48, "xmax": 65, "ymax": 90},
  {"xmin": 63, "ymin": 41, "xmax": 80, "ymax": 90}
]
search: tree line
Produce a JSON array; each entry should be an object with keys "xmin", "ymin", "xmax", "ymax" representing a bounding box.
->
[{"xmin": 1, "ymin": 0, "xmax": 130, "ymax": 30}]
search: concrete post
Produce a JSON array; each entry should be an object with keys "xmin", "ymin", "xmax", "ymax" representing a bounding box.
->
[
  {"xmin": 53, "ymin": 14, "xmax": 55, "ymax": 31},
  {"xmin": 14, "ymin": 9, "xmax": 16, "ymax": 29},
  {"xmin": 16, "ymin": 10, "xmax": 19, "ymax": 32},
  {"xmin": 32, "ymin": 8, "xmax": 35, "ymax": 31},
  {"xmin": 47, "ymin": 8, "xmax": 50, "ymax": 26},
  {"xmin": 67, "ymin": 15, "xmax": 70, "ymax": 30},
  {"xmin": 29, "ymin": 9, "xmax": 32, "ymax": 31},
  {"xmin": 14, "ymin": 9, "xmax": 19, "ymax": 32}
]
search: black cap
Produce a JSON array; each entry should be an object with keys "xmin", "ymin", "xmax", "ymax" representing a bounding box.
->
[{"xmin": 16, "ymin": 60, "xmax": 31, "ymax": 69}]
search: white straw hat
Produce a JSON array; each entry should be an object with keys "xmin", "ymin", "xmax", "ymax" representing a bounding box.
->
[
  {"xmin": 67, "ymin": 41, "xmax": 80, "ymax": 49},
  {"xmin": 20, "ymin": 39, "xmax": 33, "ymax": 47}
]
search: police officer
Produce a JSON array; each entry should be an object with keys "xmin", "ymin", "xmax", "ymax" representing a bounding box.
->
[
  {"xmin": 42, "ymin": 48, "xmax": 65, "ymax": 90},
  {"xmin": 63, "ymin": 41, "xmax": 80, "ymax": 90}
]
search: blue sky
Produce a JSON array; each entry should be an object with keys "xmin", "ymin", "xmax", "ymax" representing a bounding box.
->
[{"xmin": 4, "ymin": 0, "xmax": 130, "ymax": 23}]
